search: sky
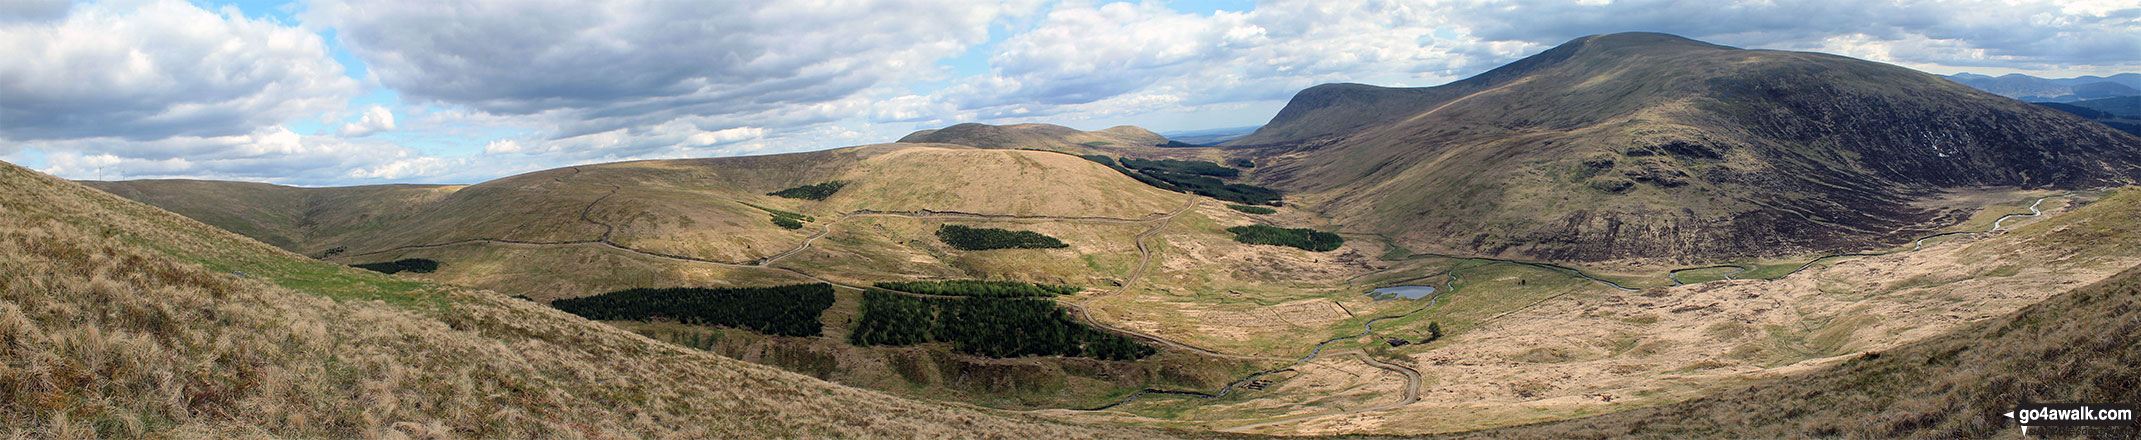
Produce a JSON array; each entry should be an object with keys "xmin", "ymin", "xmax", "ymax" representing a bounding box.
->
[{"xmin": 2, "ymin": 0, "xmax": 2137, "ymax": 186}]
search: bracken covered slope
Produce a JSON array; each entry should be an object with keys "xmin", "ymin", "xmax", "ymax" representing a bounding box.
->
[
  {"xmin": 0, "ymin": 160, "xmax": 1172, "ymax": 438},
  {"xmin": 1229, "ymin": 32, "xmax": 2141, "ymax": 264}
]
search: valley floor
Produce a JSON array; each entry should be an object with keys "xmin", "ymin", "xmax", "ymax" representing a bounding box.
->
[{"xmin": 136, "ymin": 158, "xmax": 2139, "ymax": 437}]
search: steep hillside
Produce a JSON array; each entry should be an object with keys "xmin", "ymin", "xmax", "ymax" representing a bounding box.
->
[
  {"xmin": 0, "ymin": 159, "xmax": 1172, "ymax": 438},
  {"xmin": 96, "ymin": 143, "xmax": 1188, "ymax": 269},
  {"xmin": 82, "ymin": 179, "xmax": 453, "ymax": 252},
  {"xmin": 899, "ymin": 123, "xmax": 1173, "ymax": 154},
  {"xmin": 1228, "ymin": 32, "xmax": 2141, "ymax": 264},
  {"xmin": 1460, "ymin": 260, "xmax": 2141, "ymax": 439},
  {"xmin": 2038, "ymin": 98, "xmax": 2141, "ymax": 137},
  {"xmin": 1946, "ymin": 72, "xmax": 2141, "ymax": 102}
]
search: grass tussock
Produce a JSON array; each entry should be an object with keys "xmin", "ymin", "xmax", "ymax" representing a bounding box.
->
[
  {"xmin": 0, "ymin": 161, "xmax": 1164, "ymax": 439},
  {"xmin": 1452, "ymin": 264, "xmax": 2141, "ymax": 439}
]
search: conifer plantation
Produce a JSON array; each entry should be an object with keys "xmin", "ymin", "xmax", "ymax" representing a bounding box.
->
[
  {"xmin": 936, "ymin": 225, "xmax": 1069, "ymax": 250},
  {"xmin": 551, "ymin": 284, "xmax": 836, "ymax": 337},
  {"xmin": 1227, "ymin": 224, "xmax": 1344, "ymax": 252},
  {"xmin": 872, "ymin": 280, "xmax": 1081, "ymax": 297},
  {"xmin": 848, "ymin": 290, "xmax": 1154, "ymax": 361},
  {"xmin": 767, "ymin": 181, "xmax": 848, "ymax": 200}
]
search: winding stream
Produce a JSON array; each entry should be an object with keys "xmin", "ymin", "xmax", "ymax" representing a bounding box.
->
[
  {"xmin": 335, "ymin": 167, "xmax": 2091, "ymax": 428},
  {"xmin": 1084, "ymin": 264, "xmax": 1463, "ymax": 412}
]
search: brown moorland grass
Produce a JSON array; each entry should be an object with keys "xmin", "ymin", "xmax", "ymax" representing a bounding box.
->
[
  {"xmin": 1442, "ymin": 262, "xmax": 2141, "ymax": 439},
  {"xmin": 0, "ymin": 160, "xmax": 1178, "ymax": 438}
]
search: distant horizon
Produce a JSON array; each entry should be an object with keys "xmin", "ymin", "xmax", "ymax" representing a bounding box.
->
[
  {"xmin": 46, "ymin": 63, "xmax": 2141, "ymax": 189},
  {"xmin": 5, "ymin": 0, "xmax": 2137, "ymax": 186}
]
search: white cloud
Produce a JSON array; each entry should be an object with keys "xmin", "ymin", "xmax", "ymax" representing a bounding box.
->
[
  {"xmin": 0, "ymin": 0, "xmax": 69, "ymax": 23},
  {"xmin": 0, "ymin": 0, "xmax": 356, "ymax": 141},
  {"xmin": 35, "ymin": 126, "xmax": 446, "ymax": 185},
  {"xmin": 482, "ymin": 139, "xmax": 524, "ymax": 155},
  {"xmin": 347, "ymin": 155, "xmax": 447, "ymax": 180},
  {"xmin": 339, "ymin": 105, "xmax": 397, "ymax": 137},
  {"xmin": 686, "ymin": 127, "xmax": 765, "ymax": 146},
  {"xmin": 926, "ymin": 0, "xmax": 1484, "ymax": 125},
  {"xmin": 910, "ymin": 0, "xmax": 2140, "ymax": 131},
  {"xmin": 1433, "ymin": 0, "xmax": 2141, "ymax": 72},
  {"xmin": 11, "ymin": 0, "xmax": 2136, "ymax": 187},
  {"xmin": 304, "ymin": 0, "xmax": 1033, "ymax": 143}
]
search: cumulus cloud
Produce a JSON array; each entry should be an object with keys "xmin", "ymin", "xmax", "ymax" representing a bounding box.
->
[
  {"xmin": 0, "ymin": 0, "xmax": 356, "ymax": 142},
  {"xmin": 929, "ymin": 0, "xmax": 1482, "ymax": 124},
  {"xmin": 910, "ymin": 0, "xmax": 2141, "ymax": 129},
  {"xmin": 1437, "ymin": 0, "xmax": 2141, "ymax": 71},
  {"xmin": 12, "ymin": 0, "xmax": 2137, "ymax": 187},
  {"xmin": 37, "ymin": 126, "xmax": 446, "ymax": 185},
  {"xmin": 0, "ymin": 0, "xmax": 69, "ymax": 23},
  {"xmin": 339, "ymin": 105, "xmax": 397, "ymax": 137},
  {"xmin": 305, "ymin": 0, "xmax": 1032, "ymax": 142},
  {"xmin": 478, "ymin": 118, "xmax": 768, "ymax": 165},
  {"xmin": 482, "ymin": 139, "xmax": 524, "ymax": 155}
]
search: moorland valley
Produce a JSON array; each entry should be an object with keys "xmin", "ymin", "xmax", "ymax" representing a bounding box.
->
[{"xmin": 13, "ymin": 32, "xmax": 2141, "ymax": 438}]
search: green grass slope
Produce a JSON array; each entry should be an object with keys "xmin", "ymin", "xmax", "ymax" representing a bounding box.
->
[
  {"xmin": 1228, "ymin": 32, "xmax": 2141, "ymax": 264},
  {"xmin": 0, "ymin": 160, "xmax": 1173, "ymax": 438}
]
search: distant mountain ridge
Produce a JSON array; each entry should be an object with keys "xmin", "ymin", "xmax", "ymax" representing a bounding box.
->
[
  {"xmin": 1227, "ymin": 32, "xmax": 2141, "ymax": 263},
  {"xmin": 1944, "ymin": 72, "xmax": 2141, "ymax": 102},
  {"xmin": 2038, "ymin": 96, "xmax": 2141, "ymax": 137},
  {"xmin": 897, "ymin": 122, "xmax": 1171, "ymax": 154},
  {"xmin": 1160, "ymin": 125, "xmax": 1260, "ymax": 146}
]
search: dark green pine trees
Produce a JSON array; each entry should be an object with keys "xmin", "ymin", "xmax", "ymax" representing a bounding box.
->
[
  {"xmin": 936, "ymin": 225, "xmax": 1068, "ymax": 250},
  {"xmin": 847, "ymin": 289, "xmax": 1153, "ymax": 361},
  {"xmin": 550, "ymin": 284, "xmax": 835, "ymax": 337}
]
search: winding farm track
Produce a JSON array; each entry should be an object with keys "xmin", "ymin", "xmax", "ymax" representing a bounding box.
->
[
  {"xmin": 1055, "ymin": 197, "xmax": 1296, "ymax": 362},
  {"xmin": 1668, "ymin": 265, "xmax": 1751, "ymax": 285},
  {"xmin": 334, "ymin": 166, "xmax": 2084, "ymax": 428},
  {"xmin": 1084, "ymin": 274, "xmax": 1451, "ymax": 421},
  {"xmin": 1758, "ymin": 193, "xmax": 2073, "ymax": 281},
  {"xmin": 337, "ymin": 168, "xmax": 1273, "ymax": 359},
  {"xmin": 1220, "ymin": 350, "xmax": 1422, "ymax": 432},
  {"xmin": 337, "ymin": 167, "xmax": 1427, "ymax": 420}
]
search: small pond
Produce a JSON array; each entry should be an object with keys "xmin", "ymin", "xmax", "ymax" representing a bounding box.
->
[{"xmin": 1365, "ymin": 285, "xmax": 1437, "ymax": 301}]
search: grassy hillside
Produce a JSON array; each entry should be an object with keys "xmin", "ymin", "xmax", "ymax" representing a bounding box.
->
[
  {"xmin": 1228, "ymin": 32, "xmax": 2141, "ymax": 265},
  {"xmin": 0, "ymin": 160, "xmax": 1173, "ymax": 438},
  {"xmin": 899, "ymin": 123, "xmax": 1172, "ymax": 155},
  {"xmin": 2038, "ymin": 97, "xmax": 2141, "ymax": 136},
  {"xmin": 1460, "ymin": 262, "xmax": 2141, "ymax": 438},
  {"xmin": 92, "ymin": 143, "xmax": 1188, "ymax": 286},
  {"xmin": 82, "ymin": 179, "xmax": 454, "ymax": 253}
]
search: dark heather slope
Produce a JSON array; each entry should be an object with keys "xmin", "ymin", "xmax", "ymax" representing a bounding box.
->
[{"xmin": 1226, "ymin": 32, "xmax": 2141, "ymax": 263}]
